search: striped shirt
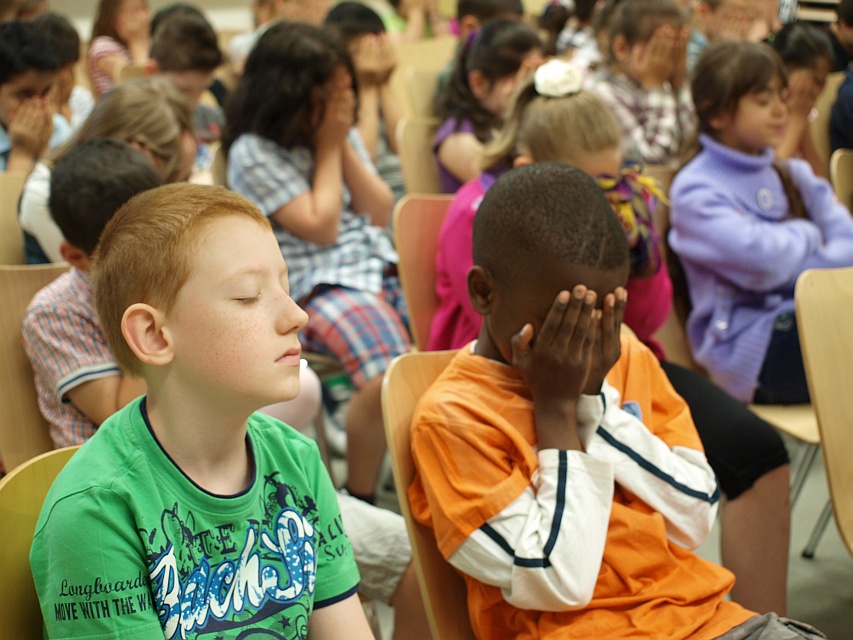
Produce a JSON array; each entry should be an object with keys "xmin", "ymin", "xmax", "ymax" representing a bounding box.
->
[
  {"xmin": 227, "ymin": 129, "xmax": 398, "ymax": 303},
  {"xmin": 22, "ymin": 268, "xmax": 120, "ymax": 447},
  {"xmin": 590, "ymin": 67, "xmax": 695, "ymax": 165}
]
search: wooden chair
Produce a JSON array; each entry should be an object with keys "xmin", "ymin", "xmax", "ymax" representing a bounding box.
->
[
  {"xmin": 0, "ymin": 263, "xmax": 69, "ymax": 472},
  {"xmin": 381, "ymin": 349, "xmax": 476, "ymax": 640},
  {"xmin": 0, "ymin": 445, "xmax": 80, "ymax": 638},
  {"xmin": 393, "ymin": 194, "xmax": 454, "ymax": 350},
  {"xmin": 830, "ymin": 147, "xmax": 853, "ymax": 211},
  {"xmin": 796, "ymin": 266, "xmax": 853, "ymax": 561},
  {"xmin": 810, "ymin": 71, "xmax": 845, "ymax": 179},
  {"xmin": 396, "ymin": 117, "xmax": 443, "ymax": 194},
  {"xmin": 399, "ymin": 65, "xmax": 442, "ymax": 119},
  {"xmin": 0, "ymin": 172, "xmax": 27, "ymax": 265},
  {"xmin": 211, "ymin": 141, "xmax": 228, "ymax": 187}
]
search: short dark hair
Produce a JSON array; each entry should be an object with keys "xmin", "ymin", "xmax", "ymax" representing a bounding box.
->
[
  {"xmin": 838, "ymin": 0, "xmax": 853, "ymax": 26},
  {"xmin": 458, "ymin": 0, "xmax": 524, "ymax": 21},
  {"xmin": 150, "ymin": 12, "xmax": 223, "ymax": 73},
  {"xmin": 32, "ymin": 12, "xmax": 80, "ymax": 66},
  {"xmin": 150, "ymin": 2, "xmax": 204, "ymax": 35},
  {"xmin": 771, "ymin": 22, "xmax": 833, "ymax": 71},
  {"xmin": 324, "ymin": 2, "xmax": 386, "ymax": 44},
  {"xmin": 0, "ymin": 20, "xmax": 60, "ymax": 86},
  {"xmin": 224, "ymin": 21, "xmax": 358, "ymax": 151},
  {"xmin": 50, "ymin": 138, "xmax": 163, "ymax": 255},
  {"xmin": 473, "ymin": 163, "xmax": 629, "ymax": 285}
]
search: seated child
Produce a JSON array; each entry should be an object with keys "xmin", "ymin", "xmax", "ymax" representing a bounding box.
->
[
  {"xmin": 226, "ymin": 21, "xmax": 404, "ymax": 504},
  {"xmin": 88, "ymin": 0, "xmax": 151, "ymax": 97},
  {"xmin": 408, "ymin": 162, "xmax": 825, "ymax": 639},
  {"xmin": 325, "ymin": 2, "xmax": 406, "ymax": 203},
  {"xmin": 147, "ymin": 7, "xmax": 225, "ymax": 144},
  {"xmin": 30, "ymin": 181, "xmax": 376, "ymax": 638},
  {"xmin": 32, "ymin": 12, "xmax": 95, "ymax": 130},
  {"xmin": 432, "ymin": 0, "xmax": 525, "ymax": 113},
  {"xmin": 18, "ymin": 77, "xmax": 195, "ymax": 264},
  {"xmin": 22, "ymin": 139, "xmax": 159, "ymax": 448},
  {"xmin": 434, "ymin": 17, "xmax": 543, "ymax": 192},
  {"xmin": 771, "ymin": 22, "xmax": 833, "ymax": 178},
  {"xmin": 24, "ymin": 139, "xmax": 430, "ymax": 640},
  {"xmin": 589, "ymin": 0, "xmax": 693, "ymax": 166},
  {"xmin": 0, "ymin": 20, "xmax": 72, "ymax": 173},
  {"xmin": 670, "ymin": 41, "xmax": 853, "ymax": 404},
  {"xmin": 428, "ymin": 58, "xmax": 791, "ymax": 615}
]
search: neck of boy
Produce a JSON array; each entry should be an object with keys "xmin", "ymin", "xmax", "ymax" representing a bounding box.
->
[{"xmin": 144, "ymin": 379, "xmax": 255, "ymax": 496}]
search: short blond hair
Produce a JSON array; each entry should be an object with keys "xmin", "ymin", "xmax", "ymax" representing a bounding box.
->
[
  {"xmin": 92, "ymin": 184, "xmax": 271, "ymax": 376},
  {"xmin": 482, "ymin": 77, "xmax": 622, "ymax": 169}
]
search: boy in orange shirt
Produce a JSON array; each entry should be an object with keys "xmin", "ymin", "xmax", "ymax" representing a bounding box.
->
[{"xmin": 408, "ymin": 162, "xmax": 824, "ymax": 639}]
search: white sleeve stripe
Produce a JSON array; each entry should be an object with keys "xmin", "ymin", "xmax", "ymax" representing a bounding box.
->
[
  {"xmin": 477, "ymin": 450, "xmax": 570, "ymax": 569},
  {"xmin": 55, "ymin": 364, "xmax": 121, "ymax": 402}
]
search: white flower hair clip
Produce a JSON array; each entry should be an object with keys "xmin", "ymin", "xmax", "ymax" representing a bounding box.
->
[{"xmin": 533, "ymin": 59, "xmax": 583, "ymax": 98}]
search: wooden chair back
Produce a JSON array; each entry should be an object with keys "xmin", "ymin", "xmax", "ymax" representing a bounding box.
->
[
  {"xmin": 396, "ymin": 117, "xmax": 442, "ymax": 194},
  {"xmin": 211, "ymin": 141, "xmax": 228, "ymax": 187},
  {"xmin": 114, "ymin": 61, "xmax": 145, "ymax": 84},
  {"xmin": 830, "ymin": 148, "xmax": 853, "ymax": 211},
  {"xmin": 796, "ymin": 266, "xmax": 853, "ymax": 559},
  {"xmin": 811, "ymin": 71, "xmax": 845, "ymax": 178},
  {"xmin": 0, "ymin": 445, "xmax": 80, "ymax": 638},
  {"xmin": 0, "ymin": 172, "xmax": 27, "ymax": 265},
  {"xmin": 0, "ymin": 263, "xmax": 69, "ymax": 471},
  {"xmin": 382, "ymin": 350, "xmax": 476, "ymax": 640},
  {"xmin": 393, "ymin": 194, "xmax": 454, "ymax": 350},
  {"xmin": 400, "ymin": 65, "xmax": 442, "ymax": 118}
]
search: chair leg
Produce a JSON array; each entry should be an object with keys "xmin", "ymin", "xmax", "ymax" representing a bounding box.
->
[
  {"xmin": 790, "ymin": 443, "xmax": 820, "ymax": 505},
  {"xmin": 802, "ymin": 499, "xmax": 833, "ymax": 559}
]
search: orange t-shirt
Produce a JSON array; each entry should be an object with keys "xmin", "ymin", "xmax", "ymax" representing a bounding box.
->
[{"xmin": 409, "ymin": 334, "xmax": 755, "ymax": 639}]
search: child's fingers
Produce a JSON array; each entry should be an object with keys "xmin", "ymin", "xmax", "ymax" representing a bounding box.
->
[
  {"xmin": 566, "ymin": 289, "xmax": 596, "ymax": 354},
  {"xmin": 613, "ymin": 287, "xmax": 628, "ymax": 330},
  {"xmin": 537, "ymin": 289, "xmax": 573, "ymax": 348},
  {"xmin": 510, "ymin": 323, "xmax": 534, "ymax": 367}
]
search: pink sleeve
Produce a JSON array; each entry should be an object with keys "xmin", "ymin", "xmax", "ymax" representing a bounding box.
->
[{"xmin": 623, "ymin": 264, "xmax": 672, "ymax": 351}]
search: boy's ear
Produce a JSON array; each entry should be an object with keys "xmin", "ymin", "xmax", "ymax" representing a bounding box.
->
[
  {"xmin": 468, "ymin": 70, "xmax": 491, "ymax": 101},
  {"xmin": 611, "ymin": 34, "xmax": 631, "ymax": 63},
  {"xmin": 58, "ymin": 241, "xmax": 92, "ymax": 271},
  {"xmin": 467, "ymin": 265, "xmax": 495, "ymax": 315},
  {"xmin": 708, "ymin": 110, "xmax": 730, "ymax": 133},
  {"xmin": 144, "ymin": 59, "xmax": 158, "ymax": 76},
  {"xmin": 122, "ymin": 303, "xmax": 174, "ymax": 367}
]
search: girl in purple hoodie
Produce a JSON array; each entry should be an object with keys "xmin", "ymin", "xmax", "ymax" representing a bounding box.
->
[{"xmin": 669, "ymin": 40, "xmax": 853, "ymax": 404}]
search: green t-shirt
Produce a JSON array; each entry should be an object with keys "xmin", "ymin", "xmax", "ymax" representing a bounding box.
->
[{"xmin": 31, "ymin": 397, "xmax": 359, "ymax": 639}]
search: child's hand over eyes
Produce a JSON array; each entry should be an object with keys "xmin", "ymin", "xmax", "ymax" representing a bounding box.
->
[
  {"xmin": 582, "ymin": 287, "xmax": 627, "ymax": 395},
  {"xmin": 634, "ymin": 26, "xmax": 675, "ymax": 89},
  {"xmin": 512, "ymin": 287, "xmax": 598, "ymax": 450},
  {"xmin": 786, "ymin": 69, "xmax": 821, "ymax": 119},
  {"xmin": 9, "ymin": 98, "xmax": 52, "ymax": 159},
  {"xmin": 315, "ymin": 82, "xmax": 355, "ymax": 150}
]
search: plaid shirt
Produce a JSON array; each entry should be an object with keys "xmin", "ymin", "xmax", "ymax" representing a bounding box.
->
[
  {"xmin": 228, "ymin": 129, "xmax": 398, "ymax": 302},
  {"xmin": 22, "ymin": 268, "xmax": 120, "ymax": 448},
  {"xmin": 591, "ymin": 68, "xmax": 695, "ymax": 165}
]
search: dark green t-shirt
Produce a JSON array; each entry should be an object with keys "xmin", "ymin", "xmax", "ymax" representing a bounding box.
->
[{"xmin": 31, "ymin": 397, "xmax": 359, "ymax": 639}]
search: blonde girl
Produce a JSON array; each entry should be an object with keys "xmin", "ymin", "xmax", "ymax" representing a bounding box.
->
[
  {"xmin": 20, "ymin": 77, "xmax": 196, "ymax": 263},
  {"xmin": 431, "ymin": 58, "xmax": 794, "ymax": 616}
]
